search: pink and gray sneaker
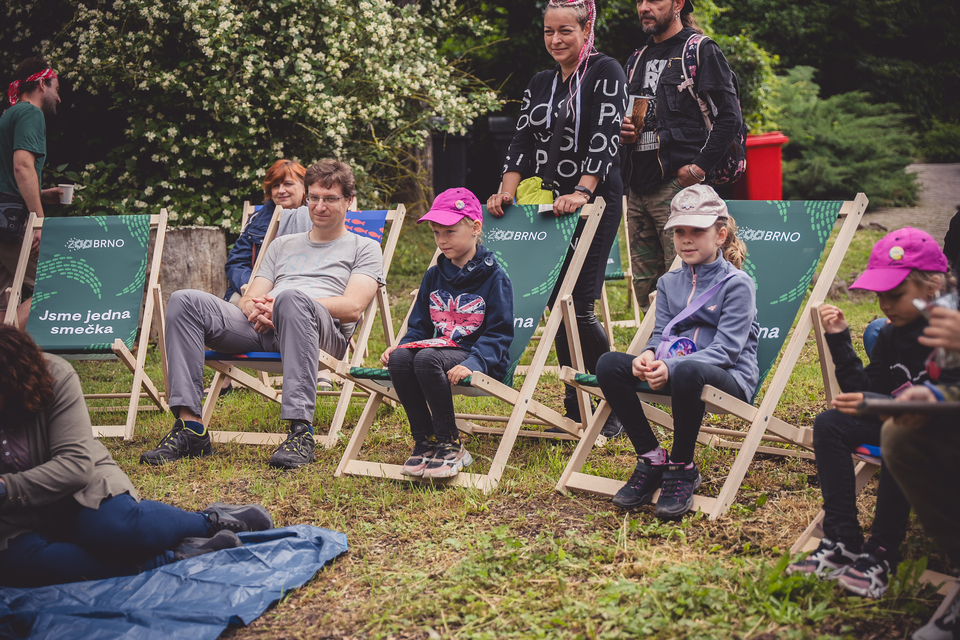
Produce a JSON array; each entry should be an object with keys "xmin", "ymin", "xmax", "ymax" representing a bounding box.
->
[
  {"xmin": 786, "ymin": 537, "xmax": 859, "ymax": 579},
  {"xmin": 835, "ymin": 548, "xmax": 894, "ymax": 599},
  {"xmin": 401, "ymin": 440, "xmax": 438, "ymax": 477},
  {"xmin": 422, "ymin": 442, "xmax": 473, "ymax": 479}
]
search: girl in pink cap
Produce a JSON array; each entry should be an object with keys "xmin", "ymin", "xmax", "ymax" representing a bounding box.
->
[
  {"xmin": 787, "ymin": 227, "xmax": 960, "ymax": 599},
  {"xmin": 380, "ymin": 188, "xmax": 514, "ymax": 478}
]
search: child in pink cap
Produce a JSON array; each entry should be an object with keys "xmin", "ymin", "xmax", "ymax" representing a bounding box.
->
[
  {"xmin": 380, "ymin": 188, "xmax": 514, "ymax": 478},
  {"xmin": 788, "ymin": 227, "xmax": 960, "ymax": 598}
]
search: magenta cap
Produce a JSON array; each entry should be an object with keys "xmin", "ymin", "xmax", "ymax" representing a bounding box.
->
[
  {"xmin": 418, "ymin": 188, "xmax": 482, "ymax": 226},
  {"xmin": 850, "ymin": 227, "xmax": 948, "ymax": 291}
]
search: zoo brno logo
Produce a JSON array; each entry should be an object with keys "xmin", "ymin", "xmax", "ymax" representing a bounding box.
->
[
  {"xmin": 485, "ymin": 229, "xmax": 549, "ymax": 243},
  {"xmin": 737, "ymin": 227, "xmax": 801, "ymax": 243},
  {"xmin": 66, "ymin": 237, "xmax": 126, "ymax": 251}
]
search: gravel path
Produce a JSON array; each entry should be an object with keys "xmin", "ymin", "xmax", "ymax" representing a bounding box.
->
[{"xmin": 862, "ymin": 163, "xmax": 960, "ymax": 244}]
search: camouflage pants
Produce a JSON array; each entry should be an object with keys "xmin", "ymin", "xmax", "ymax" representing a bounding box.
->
[{"xmin": 627, "ymin": 179, "xmax": 683, "ymax": 310}]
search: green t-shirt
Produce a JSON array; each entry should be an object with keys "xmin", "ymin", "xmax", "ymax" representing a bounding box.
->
[{"xmin": 0, "ymin": 102, "xmax": 47, "ymax": 196}]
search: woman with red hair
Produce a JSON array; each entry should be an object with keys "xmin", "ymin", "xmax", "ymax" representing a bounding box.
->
[{"xmin": 0, "ymin": 325, "xmax": 273, "ymax": 587}]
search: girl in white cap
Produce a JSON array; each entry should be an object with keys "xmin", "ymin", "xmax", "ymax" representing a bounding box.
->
[
  {"xmin": 381, "ymin": 188, "xmax": 514, "ymax": 479},
  {"xmin": 595, "ymin": 184, "xmax": 758, "ymax": 521}
]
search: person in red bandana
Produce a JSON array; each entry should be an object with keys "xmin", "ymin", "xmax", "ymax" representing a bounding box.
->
[{"xmin": 1, "ymin": 57, "xmax": 64, "ymax": 328}]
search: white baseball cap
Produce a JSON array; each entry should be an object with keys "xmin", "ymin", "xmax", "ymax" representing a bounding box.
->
[{"xmin": 664, "ymin": 184, "xmax": 729, "ymax": 230}]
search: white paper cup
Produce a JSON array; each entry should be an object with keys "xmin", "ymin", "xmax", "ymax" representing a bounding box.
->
[{"xmin": 59, "ymin": 184, "xmax": 75, "ymax": 205}]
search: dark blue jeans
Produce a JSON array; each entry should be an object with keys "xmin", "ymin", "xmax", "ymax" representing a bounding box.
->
[
  {"xmin": 596, "ymin": 352, "xmax": 747, "ymax": 463},
  {"xmin": 0, "ymin": 493, "xmax": 210, "ymax": 587},
  {"xmin": 813, "ymin": 409, "xmax": 910, "ymax": 559},
  {"xmin": 388, "ymin": 347, "xmax": 471, "ymax": 443}
]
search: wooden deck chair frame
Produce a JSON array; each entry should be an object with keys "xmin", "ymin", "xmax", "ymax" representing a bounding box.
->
[
  {"xmin": 555, "ymin": 193, "xmax": 872, "ymax": 519},
  {"xmin": 3, "ymin": 211, "xmax": 170, "ymax": 440},
  {"xmin": 200, "ymin": 204, "xmax": 406, "ymax": 448},
  {"xmin": 790, "ymin": 304, "xmax": 957, "ymax": 595},
  {"xmin": 598, "ymin": 195, "xmax": 642, "ymax": 344},
  {"xmin": 333, "ymin": 200, "xmax": 607, "ymax": 492}
]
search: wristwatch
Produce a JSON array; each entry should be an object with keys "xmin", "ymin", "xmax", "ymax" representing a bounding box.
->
[{"xmin": 573, "ymin": 185, "xmax": 593, "ymax": 200}]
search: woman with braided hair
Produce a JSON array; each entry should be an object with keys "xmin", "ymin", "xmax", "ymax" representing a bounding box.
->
[{"xmin": 487, "ymin": 0, "xmax": 628, "ymax": 434}]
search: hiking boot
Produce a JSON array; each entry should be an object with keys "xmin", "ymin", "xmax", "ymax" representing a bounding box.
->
[
  {"xmin": 786, "ymin": 537, "xmax": 860, "ymax": 578},
  {"xmin": 269, "ymin": 422, "xmax": 315, "ymax": 469},
  {"xmin": 836, "ymin": 548, "xmax": 894, "ymax": 599},
  {"xmin": 653, "ymin": 463, "xmax": 702, "ymax": 521},
  {"xmin": 201, "ymin": 502, "xmax": 274, "ymax": 533},
  {"xmin": 422, "ymin": 442, "xmax": 473, "ymax": 478},
  {"xmin": 912, "ymin": 589, "xmax": 960, "ymax": 640},
  {"xmin": 401, "ymin": 440, "xmax": 437, "ymax": 477},
  {"xmin": 140, "ymin": 419, "xmax": 212, "ymax": 465},
  {"xmin": 600, "ymin": 412, "xmax": 625, "ymax": 439},
  {"xmin": 611, "ymin": 457, "xmax": 664, "ymax": 510},
  {"xmin": 173, "ymin": 529, "xmax": 243, "ymax": 561}
]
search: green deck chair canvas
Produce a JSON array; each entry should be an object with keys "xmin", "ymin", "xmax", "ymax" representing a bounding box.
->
[
  {"xmin": 598, "ymin": 196, "xmax": 642, "ymax": 344},
  {"xmin": 334, "ymin": 200, "xmax": 606, "ymax": 492},
  {"xmin": 555, "ymin": 194, "xmax": 869, "ymax": 519},
  {"xmin": 3, "ymin": 211, "xmax": 170, "ymax": 440}
]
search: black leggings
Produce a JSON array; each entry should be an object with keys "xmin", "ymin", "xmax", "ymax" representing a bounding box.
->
[{"xmin": 388, "ymin": 347, "xmax": 471, "ymax": 443}]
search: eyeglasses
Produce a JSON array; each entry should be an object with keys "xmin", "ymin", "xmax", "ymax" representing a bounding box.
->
[{"xmin": 306, "ymin": 194, "xmax": 346, "ymax": 205}]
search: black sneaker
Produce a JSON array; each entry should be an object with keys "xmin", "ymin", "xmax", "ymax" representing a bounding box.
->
[
  {"xmin": 836, "ymin": 547, "xmax": 894, "ymax": 599},
  {"xmin": 600, "ymin": 412, "xmax": 625, "ymax": 439},
  {"xmin": 201, "ymin": 502, "xmax": 274, "ymax": 533},
  {"xmin": 140, "ymin": 419, "xmax": 212, "ymax": 465},
  {"xmin": 173, "ymin": 529, "xmax": 243, "ymax": 561},
  {"xmin": 654, "ymin": 463, "xmax": 702, "ymax": 521},
  {"xmin": 785, "ymin": 537, "xmax": 860, "ymax": 578},
  {"xmin": 269, "ymin": 422, "xmax": 315, "ymax": 469},
  {"xmin": 612, "ymin": 457, "xmax": 664, "ymax": 509}
]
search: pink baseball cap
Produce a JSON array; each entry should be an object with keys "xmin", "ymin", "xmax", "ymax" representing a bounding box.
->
[
  {"xmin": 850, "ymin": 227, "xmax": 948, "ymax": 291},
  {"xmin": 417, "ymin": 188, "xmax": 482, "ymax": 226}
]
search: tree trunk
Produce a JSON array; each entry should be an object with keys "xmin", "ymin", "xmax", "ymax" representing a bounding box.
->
[{"xmin": 147, "ymin": 226, "xmax": 226, "ymax": 338}]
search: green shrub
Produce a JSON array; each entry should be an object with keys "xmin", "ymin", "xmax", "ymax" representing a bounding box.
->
[
  {"xmin": 920, "ymin": 120, "xmax": 960, "ymax": 162},
  {"xmin": 772, "ymin": 66, "xmax": 919, "ymax": 209},
  {"xmin": 1, "ymin": 0, "xmax": 500, "ymax": 229}
]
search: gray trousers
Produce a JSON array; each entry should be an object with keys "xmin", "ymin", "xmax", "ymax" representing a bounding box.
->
[{"xmin": 165, "ymin": 289, "xmax": 348, "ymax": 423}]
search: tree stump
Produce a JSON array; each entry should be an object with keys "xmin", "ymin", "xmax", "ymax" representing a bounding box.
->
[{"xmin": 147, "ymin": 226, "xmax": 226, "ymax": 338}]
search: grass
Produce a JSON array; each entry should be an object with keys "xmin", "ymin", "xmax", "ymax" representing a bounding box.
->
[{"xmin": 74, "ymin": 223, "xmax": 954, "ymax": 639}]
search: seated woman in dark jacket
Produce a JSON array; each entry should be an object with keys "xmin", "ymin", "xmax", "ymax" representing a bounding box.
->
[
  {"xmin": 0, "ymin": 325, "xmax": 273, "ymax": 587},
  {"xmin": 224, "ymin": 159, "xmax": 308, "ymax": 303}
]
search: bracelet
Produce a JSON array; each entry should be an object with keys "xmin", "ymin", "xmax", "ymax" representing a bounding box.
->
[
  {"xmin": 688, "ymin": 165, "xmax": 706, "ymax": 182},
  {"xmin": 573, "ymin": 185, "xmax": 594, "ymax": 200},
  {"xmin": 500, "ymin": 192, "xmax": 512, "ymax": 198}
]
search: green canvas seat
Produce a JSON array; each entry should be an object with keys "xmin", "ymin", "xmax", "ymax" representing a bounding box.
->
[
  {"xmin": 556, "ymin": 194, "xmax": 869, "ymax": 520},
  {"xmin": 3, "ymin": 211, "xmax": 170, "ymax": 439},
  {"xmin": 335, "ymin": 200, "xmax": 607, "ymax": 492}
]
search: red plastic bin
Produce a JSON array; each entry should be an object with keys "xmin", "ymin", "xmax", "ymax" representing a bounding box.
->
[{"xmin": 732, "ymin": 131, "xmax": 790, "ymax": 200}]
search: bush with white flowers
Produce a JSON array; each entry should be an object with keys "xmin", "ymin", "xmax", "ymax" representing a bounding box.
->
[{"xmin": 3, "ymin": 0, "xmax": 500, "ymax": 228}]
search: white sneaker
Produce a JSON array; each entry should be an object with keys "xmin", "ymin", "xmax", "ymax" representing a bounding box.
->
[
  {"xmin": 422, "ymin": 442, "xmax": 473, "ymax": 478},
  {"xmin": 913, "ymin": 590, "xmax": 960, "ymax": 640}
]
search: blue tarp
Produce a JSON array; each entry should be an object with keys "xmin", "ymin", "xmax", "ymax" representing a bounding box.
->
[{"xmin": 0, "ymin": 525, "xmax": 348, "ymax": 640}]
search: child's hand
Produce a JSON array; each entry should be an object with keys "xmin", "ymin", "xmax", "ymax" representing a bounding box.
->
[
  {"xmin": 918, "ymin": 307, "xmax": 960, "ymax": 352},
  {"xmin": 831, "ymin": 391, "xmax": 864, "ymax": 415},
  {"xmin": 892, "ymin": 385, "xmax": 937, "ymax": 429},
  {"xmin": 632, "ymin": 351, "xmax": 656, "ymax": 380},
  {"xmin": 447, "ymin": 365, "xmax": 472, "ymax": 385},
  {"xmin": 819, "ymin": 304, "xmax": 848, "ymax": 334},
  {"xmin": 645, "ymin": 360, "xmax": 670, "ymax": 390},
  {"xmin": 380, "ymin": 346, "xmax": 397, "ymax": 365},
  {"xmin": 486, "ymin": 192, "xmax": 512, "ymax": 218}
]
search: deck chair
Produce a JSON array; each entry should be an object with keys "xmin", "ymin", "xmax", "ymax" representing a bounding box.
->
[
  {"xmin": 200, "ymin": 205, "xmax": 406, "ymax": 448},
  {"xmin": 334, "ymin": 200, "xmax": 607, "ymax": 492},
  {"xmin": 789, "ymin": 304, "xmax": 958, "ymax": 594},
  {"xmin": 3, "ymin": 211, "xmax": 170, "ymax": 440},
  {"xmin": 598, "ymin": 196, "xmax": 642, "ymax": 344},
  {"xmin": 555, "ymin": 194, "xmax": 870, "ymax": 519}
]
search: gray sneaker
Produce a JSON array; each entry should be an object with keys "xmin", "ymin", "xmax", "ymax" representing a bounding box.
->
[
  {"xmin": 173, "ymin": 529, "xmax": 243, "ymax": 561},
  {"xmin": 422, "ymin": 442, "xmax": 473, "ymax": 478},
  {"xmin": 201, "ymin": 502, "xmax": 274, "ymax": 533}
]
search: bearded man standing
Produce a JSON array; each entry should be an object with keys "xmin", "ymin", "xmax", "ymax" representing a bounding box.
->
[{"xmin": 620, "ymin": 0, "xmax": 743, "ymax": 310}]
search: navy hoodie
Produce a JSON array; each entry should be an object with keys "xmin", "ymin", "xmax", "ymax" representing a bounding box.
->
[{"xmin": 400, "ymin": 244, "xmax": 515, "ymax": 381}]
